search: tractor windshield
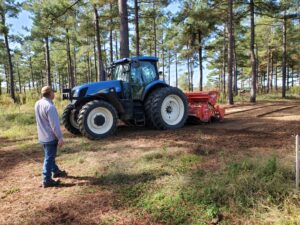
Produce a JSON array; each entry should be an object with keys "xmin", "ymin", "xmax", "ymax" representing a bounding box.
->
[{"xmin": 112, "ymin": 63, "xmax": 130, "ymax": 82}]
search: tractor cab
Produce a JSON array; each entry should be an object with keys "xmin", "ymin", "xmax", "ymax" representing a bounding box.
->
[{"xmin": 109, "ymin": 56, "xmax": 160, "ymax": 101}]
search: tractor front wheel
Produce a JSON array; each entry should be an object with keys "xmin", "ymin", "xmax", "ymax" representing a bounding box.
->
[
  {"xmin": 62, "ymin": 104, "xmax": 81, "ymax": 135},
  {"xmin": 150, "ymin": 87, "xmax": 188, "ymax": 130},
  {"xmin": 78, "ymin": 100, "xmax": 118, "ymax": 140}
]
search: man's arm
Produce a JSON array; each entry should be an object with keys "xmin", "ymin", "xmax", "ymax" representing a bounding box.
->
[{"xmin": 47, "ymin": 105, "xmax": 63, "ymax": 143}]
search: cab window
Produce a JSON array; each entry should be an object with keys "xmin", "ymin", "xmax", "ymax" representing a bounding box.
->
[
  {"xmin": 113, "ymin": 64, "xmax": 130, "ymax": 82},
  {"xmin": 140, "ymin": 62, "xmax": 157, "ymax": 84}
]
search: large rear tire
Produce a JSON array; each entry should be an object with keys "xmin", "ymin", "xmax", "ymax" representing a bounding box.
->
[
  {"xmin": 62, "ymin": 104, "xmax": 81, "ymax": 135},
  {"xmin": 150, "ymin": 87, "xmax": 188, "ymax": 130},
  {"xmin": 78, "ymin": 100, "xmax": 118, "ymax": 140}
]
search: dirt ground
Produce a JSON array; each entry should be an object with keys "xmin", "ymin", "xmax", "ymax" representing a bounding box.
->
[{"xmin": 1, "ymin": 100, "xmax": 300, "ymax": 225}]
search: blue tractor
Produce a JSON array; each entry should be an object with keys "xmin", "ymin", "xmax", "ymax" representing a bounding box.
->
[{"xmin": 62, "ymin": 56, "xmax": 188, "ymax": 140}]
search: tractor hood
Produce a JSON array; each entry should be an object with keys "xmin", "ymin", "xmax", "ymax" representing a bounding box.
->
[{"xmin": 71, "ymin": 80, "xmax": 122, "ymax": 99}]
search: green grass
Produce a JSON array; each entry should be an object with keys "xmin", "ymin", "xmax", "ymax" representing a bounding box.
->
[
  {"xmin": 0, "ymin": 93, "xmax": 68, "ymax": 140},
  {"xmin": 217, "ymin": 89, "xmax": 300, "ymax": 104}
]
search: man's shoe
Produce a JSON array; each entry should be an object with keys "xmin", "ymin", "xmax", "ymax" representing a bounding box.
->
[
  {"xmin": 53, "ymin": 170, "xmax": 68, "ymax": 178},
  {"xmin": 43, "ymin": 179, "xmax": 60, "ymax": 188}
]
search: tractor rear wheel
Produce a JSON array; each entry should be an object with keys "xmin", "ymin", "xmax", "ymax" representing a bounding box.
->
[
  {"xmin": 144, "ymin": 90, "xmax": 157, "ymax": 128},
  {"xmin": 150, "ymin": 87, "xmax": 188, "ymax": 130},
  {"xmin": 62, "ymin": 104, "xmax": 81, "ymax": 135},
  {"xmin": 78, "ymin": 100, "xmax": 118, "ymax": 140}
]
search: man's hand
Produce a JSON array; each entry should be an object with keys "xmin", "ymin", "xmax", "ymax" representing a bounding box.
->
[{"xmin": 58, "ymin": 139, "xmax": 64, "ymax": 148}]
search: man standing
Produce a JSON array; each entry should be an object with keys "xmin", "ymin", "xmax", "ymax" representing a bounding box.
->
[{"xmin": 35, "ymin": 86, "xmax": 67, "ymax": 188}]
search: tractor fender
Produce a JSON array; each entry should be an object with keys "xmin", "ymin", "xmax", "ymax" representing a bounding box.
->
[
  {"xmin": 74, "ymin": 92, "xmax": 125, "ymax": 114},
  {"xmin": 142, "ymin": 80, "xmax": 169, "ymax": 102}
]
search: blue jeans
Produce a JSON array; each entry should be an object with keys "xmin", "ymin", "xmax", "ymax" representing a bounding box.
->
[{"xmin": 42, "ymin": 141, "xmax": 60, "ymax": 183}]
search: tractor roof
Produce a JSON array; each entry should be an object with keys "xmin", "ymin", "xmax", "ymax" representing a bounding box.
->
[{"xmin": 113, "ymin": 56, "xmax": 159, "ymax": 64}]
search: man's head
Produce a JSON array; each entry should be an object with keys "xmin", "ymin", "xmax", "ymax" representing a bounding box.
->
[{"xmin": 41, "ymin": 86, "xmax": 55, "ymax": 100}]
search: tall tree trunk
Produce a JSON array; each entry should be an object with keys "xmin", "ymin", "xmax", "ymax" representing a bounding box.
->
[
  {"xmin": 282, "ymin": 15, "xmax": 287, "ymax": 98},
  {"xmin": 233, "ymin": 25, "xmax": 238, "ymax": 96},
  {"xmin": 115, "ymin": 30, "xmax": 119, "ymax": 59},
  {"xmin": 118, "ymin": 0, "xmax": 130, "ymax": 58},
  {"xmin": 109, "ymin": 2, "xmax": 114, "ymax": 63},
  {"xmin": 153, "ymin": 20, "xmax": 157, "ymax": 57},
  {"xmin": 175, "ymin": 52, "xmax": 178, "ymax": 88},
  {"xmin": 134, "ymin": 0, "xmax": 140, "ymax": 56},
  {"xmin": 227, "ymin": 0, "xmax": 234, "ymax": 105},
  {"xmin": 222, "ymin": 25, "xmax": 227, "ymax": 94},
  {"xmin": 187, "ymin": 57, "xmax": 190, "ymax": 91},
  {"xmin": 287, "ymin": 66, "xmax": 289, "ymax": 90},
  {"xmin": 270, "ymin": 51, "xmax": 273, "ymax": 91},
  {"xmin": 266, "ymin": 46, "xmax": 270, "ymax": 93},
  {"xmin": 93, "ymin": 37, "xmax": 98, "ymax": 82},
  {"xmin": 29, "ymin": 57, "xmax": 35, "ymax": 89},
  {"xmin": 45, "ymin": 36, "xmax": 51, "ymax": 86},
  {"xmin": 162, "ymin": 43, "xmax": 165, "ymax": 81},
  {"xmin": 168, "ymin": 50, "xmax": 171, "ymax": 85},
  {"xmin": 198, "ymin": 30, "xmax": 203, "ymax": 91},
  {"xmin": 66, "ymin": 29, "xmax": 75, "ymax": 88},
  {"xmin": 249, "ymin": 0, "xmax": 257, "ymax": 103},
  {"xmin": 73, "ymin": 47, "xmax": 77, "ymax": 86},
  {"xmin": 17, "ymin": 63, "xmax": 21, "ymax": 93},
  {"xmin": 5, "ymin": 64, "xmax": 9, "ymax": 94},
  {"xmin": 87, "ymin": 51, "xmax": 92, "ymax": 83},
  {"xmin": 190, "ymin": 59, "xmax": 194, "ymax": 92},
  {"xmin": 94, "ymin": 4, "xmax": 106, "ymax": 81},
  {"xmin": 275, "ymin": 66, "xmax": 278, "ymax": 90},
  {"xmin": 2, "ymin": 12, "xmax": 15, "ymax": 101},
  {"xmin": 291, "ymin": 66, "xmax": 294, "ymax": 87}
]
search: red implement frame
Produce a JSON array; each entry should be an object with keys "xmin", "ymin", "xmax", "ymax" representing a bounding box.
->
[{"xmin": 185, "ymin": 91, "xmax": 225, "ymax": 122}]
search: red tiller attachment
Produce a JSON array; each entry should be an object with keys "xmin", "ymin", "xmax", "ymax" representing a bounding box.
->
[{"xmin": 185, "ymin": 91, "xmax": 225, "ymax": 123}]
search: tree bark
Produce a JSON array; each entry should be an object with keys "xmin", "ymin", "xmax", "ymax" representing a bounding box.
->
[
  {"xmin": 2, "ymin": 12, "xmax": 15, "ymax": 101},
  {"xmin": 275, "ymin": 66, "xmax": 278, "ymax": 90},
  {"xmin": 287, "ymin": 66, "xmax": 289, "ymax": 90},
  {"xmin": 168, "ymin": 50, "xmax": 171, "ymax": 85},
  {"xmin": 175, "ymin": 52, "xmax": 178, "ymax": 88},
  {"xmin": 45, "ymin": 36, "xmax": 51, "ymax": 86},
  {"xmin": 115, "ymin": 30, "xmax": 119, "ymax": 59},
  {"xmin": 249, "ymin": 0, "xmax": 257, "ymax": 103},
  {"xmin": 270, "ymin": 51, "xmax": 273, "ymax": 91},
  {"xmin": 17, "ymin": 63, "xmax": 21, "ymax": 93},
  {"xmin": 66, "ymin": 29, "xmax": 75, "ymax": 88},
  {"xmin": 266, "ymin": 46, "xmax": 270, "ymax": 93},
  {"xmin": 4, "ymin": 64, "xmax": 9, "ymax": 94},
  {"xmin": 198, "ymin": 30, "xmax": 203, "ymax": 91},
  {"xmin": 94, "ymin": 4, "xmax": 106, "ymax": 81},
  {"xmin": 233, "ymin": 25, "xmax": 238, "ymax": 96},
  {"xmin": 222, "ymin": 25, "xmax": 227, "ymax": 94},
  {"xmin": 282, "ymin": 15, "xmax": 287, "ymax": 98},
  {"xmin": 187, "ymin": 56, "xmax": 190, "ymax": 91},
  {"xmin": 93, "ymin": 37, "xmax": 98, "ymax": 82},
  {"xmin": 134, "ymin": 0, "xmax": 140, "ymax": 56},
  {"xmin": 29, "ymin": 57, "xmax": 35, "ymax": 89},
  {"xmin": 227, "ymin": 0, "xmax": 234, "ymax": 105},
  {"xmin": 291, "ymin": 66, "xmax": 294, "ymax": 87},
  {"xmin": 118, "ymin": 0, "xmax": 130, "ymax": 58},
  {"xmin": 110, "ymin": 2, "xmax": 114, "ymax": 63}
]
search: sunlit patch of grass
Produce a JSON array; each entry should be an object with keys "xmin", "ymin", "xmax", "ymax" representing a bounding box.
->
[
  {"xmin": 115, "ymin": 156, "xmax": 299, "ymax": 224},
  {"xmin": 0, "ymin": 125, "xmax": 37, "ymax": 140}
]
